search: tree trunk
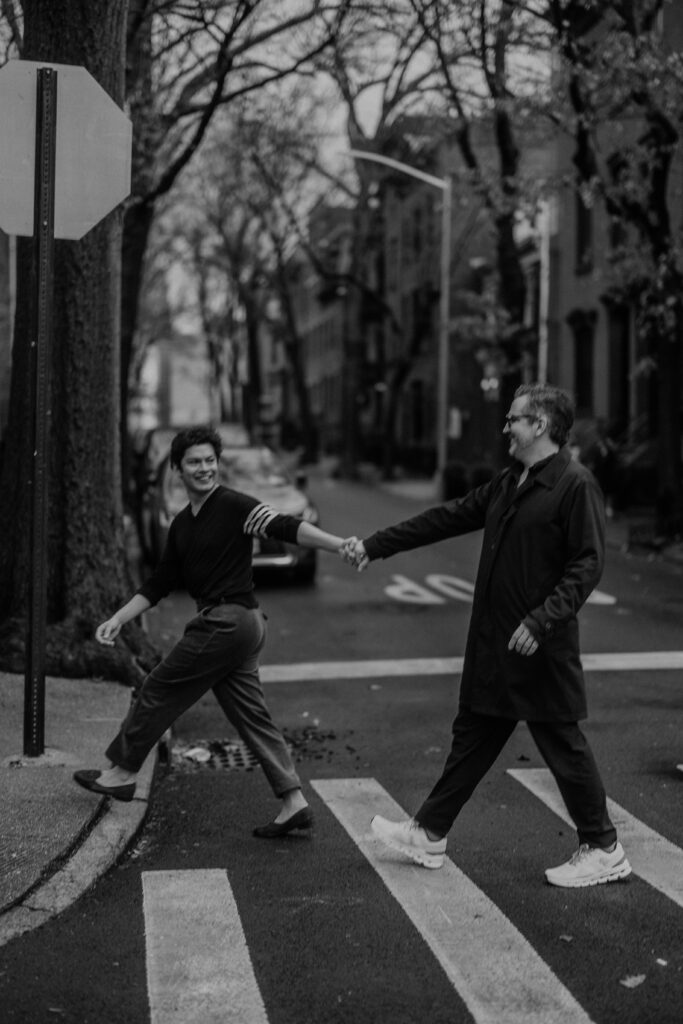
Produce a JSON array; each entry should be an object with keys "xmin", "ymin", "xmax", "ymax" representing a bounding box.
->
[
  {"xmin": 121, "ymin": 0, "xmax": 159, "ymax": 503},
  {"xmin": 339, "ymin": 204, "xmax": 368, "ymax": 479},
  {"xmin": 241, "ymin": 290, "xmax": 263, "ymax": 434},
  {"xmin": 276, "ymin": 264, "xmax": 318, "ymax": 462},
  {"xmin": 0, "ymin": 0, "xmax": 159, "ymax": 685},
  {"xmin": 121, "ymin": 198, "xmax": 155, "ymax": 501},
  {"xmin": 655, "ymin": 319, "xmax": 682, "ymax": 534}
]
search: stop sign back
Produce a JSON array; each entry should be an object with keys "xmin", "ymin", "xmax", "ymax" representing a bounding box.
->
[{"xmin": 0, "ymin": 60, "xmax": 131, "ymax": 239}]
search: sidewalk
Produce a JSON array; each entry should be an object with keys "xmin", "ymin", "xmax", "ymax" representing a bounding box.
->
[
  {"xmin": 0, "ymin": 472, "xmax": 679, "ymax": 948},
  {"xmin": 0, "ymin": 674, "xmax": 156, "ymax": 947}
]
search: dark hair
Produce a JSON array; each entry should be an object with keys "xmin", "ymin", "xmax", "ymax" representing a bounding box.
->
[
  {"xmin": 514, "ymin": 384, "xmax": 574, "ymax": 446},
  {"xmin": 170, "ymin": 426, "xmax": 222, "ymax": 469}
]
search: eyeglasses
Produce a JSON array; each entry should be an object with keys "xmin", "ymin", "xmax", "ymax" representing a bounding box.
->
[{"xmin": 504, "ymin": 414, "xmax": 537, "ymax": 427}]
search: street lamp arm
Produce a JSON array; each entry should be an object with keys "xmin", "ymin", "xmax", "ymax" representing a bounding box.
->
[{"xmin": 348, "ymin": 148, "xmax": 447, "ymax": 191}]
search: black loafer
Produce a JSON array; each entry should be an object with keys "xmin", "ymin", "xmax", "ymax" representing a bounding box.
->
[
  {"xmin": 253, "ymin": 807, "xmax": 313, "ymax": 838},
  {"xmin": 73, "ymin": 769, "xmax": 136, "ymax": 802}
]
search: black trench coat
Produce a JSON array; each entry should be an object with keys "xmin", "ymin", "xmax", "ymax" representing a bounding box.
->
[{"xmin": 364, "ymin": 446, "xmax": 605, "ymax": 722}]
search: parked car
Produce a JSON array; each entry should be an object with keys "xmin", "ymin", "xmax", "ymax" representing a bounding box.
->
[{"xmin": 143, "ymin": 444, "xmax": 320, "ymax": 583}]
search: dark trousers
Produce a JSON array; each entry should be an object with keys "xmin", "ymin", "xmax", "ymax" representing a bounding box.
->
[
  {"xmin": 106, "ymin": 604, "xmax": 301, "ymax": 797},
  {"xmin": 414, "ymin": 708, "xmax": 617, "ymax": 849}
]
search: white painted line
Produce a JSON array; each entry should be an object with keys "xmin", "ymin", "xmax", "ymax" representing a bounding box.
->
[
  {"xmin": 261, "ymin": 651, "xmax": 683, "ymax": 683},
  {"xmin": 261, "ymin": 656, "xmax": 462, "ymax": 682},
  {"xmin": 581, "ymin": 651, "xmax": 683, "ymax": 671},
  {"xmin": 508, "ymin": 769, "xmax": 683, "ymax": 909},
  {"xmin": 143, "ymin": 869, "xmax": 268, "ymax": 1024},
  {"xmin": 311, "ymin": 777, "xmax": 594, "ymax": 1024}
]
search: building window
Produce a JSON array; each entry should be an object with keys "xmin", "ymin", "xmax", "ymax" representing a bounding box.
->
[
  {"xmin": 575, "ymin": 192, "xmax": 593, "ymax": 275},
  {"xmin": 412, "ymin": 207, "xmax": 423, "ymax": 258},
  {"xmin": 410, "ymin": 378, "xmax": 424, "ymax": 442},
  {"xmin": 605, "ymin": 300, "xmax": 630, "ymax": 434},
  {"xmin": 387, "ymin": 235, "xmax": 399, "ymax": 292},
  {"xmin": 566, "ymin": 308, "xmax": 597, "ymax": 414},
  {"xmin": 609, "ymin": 216, "xmax": 627, "ymax": 253}
]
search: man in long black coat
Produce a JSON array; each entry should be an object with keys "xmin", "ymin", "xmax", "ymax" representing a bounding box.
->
[{"xmin": 343, "ymin": 384, "xmax": 630, "ymax": 888}]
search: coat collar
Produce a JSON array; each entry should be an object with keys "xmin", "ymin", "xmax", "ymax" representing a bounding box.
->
[{"xmin": 509, "ymin": 445, "xmax": 571, "ymax": 491}]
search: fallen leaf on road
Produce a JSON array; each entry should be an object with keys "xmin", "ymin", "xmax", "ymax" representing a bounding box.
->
[
  {"xmin": 182, "ymin": 746, "xmax": 211, "ymax": 763},
  {"xmin": 619, "ymin": 974, "xmax": 646, "ymax": 989}
]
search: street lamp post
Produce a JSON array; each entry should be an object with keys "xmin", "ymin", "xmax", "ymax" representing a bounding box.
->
[{"xmin": 348, "ymin": 149, "xmax": 452, "ymax": 495}]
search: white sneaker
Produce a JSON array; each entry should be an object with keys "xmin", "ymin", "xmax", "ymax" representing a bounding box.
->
[
  {"xmin": 545, "ymin": 842, "xmax": 631, "ymax": 888},
  {"xmin": 371, "ymin": 815, "xmax": 446, "ymax": 869}
]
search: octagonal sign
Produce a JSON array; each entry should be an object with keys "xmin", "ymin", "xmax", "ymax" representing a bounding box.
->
[{"xmin": 0, "ymin": 60, "xmax": 131, "ymax": 240}]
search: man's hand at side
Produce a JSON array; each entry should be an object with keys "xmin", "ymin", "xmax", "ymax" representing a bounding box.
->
[{"xmin": 508, "ymin": 622, "xmax": 539, "ymax": 656}]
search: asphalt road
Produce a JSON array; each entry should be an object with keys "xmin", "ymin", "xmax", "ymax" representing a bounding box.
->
[{"xmin": 1, "ymin": 477, "xmax": 682, "ymax": 1024}]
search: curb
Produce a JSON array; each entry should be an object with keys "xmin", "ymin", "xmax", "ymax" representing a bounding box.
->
[{"xmin": 0, "ymin": 748, "xmax": 157, "ymax": 948}]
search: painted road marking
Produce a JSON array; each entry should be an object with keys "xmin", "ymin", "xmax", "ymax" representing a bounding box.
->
[
  {"xmin": 311, "ymin": 777, "xmax": 595, "ymax": 1024},
  {"xmin": 382, "ymin": 573, "xmax": 616, "ymax": 606},
  {"xmin": 508, "ymin": 769, "xmax": 683, "ymax": 909},
  {"xmin": 142, "ymin": 869, "xmax": 268, "ymax": 1024},
  {"xmin": 260, "ymin": 650, "xmax": 683, "ymax": 683},
  {"xmin": 585, "ymin": 589, "xmax": 617, "ymax": 606}
]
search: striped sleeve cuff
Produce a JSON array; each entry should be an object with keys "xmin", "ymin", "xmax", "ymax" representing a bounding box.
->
[{"xmin": 243, "ymin": 502, "xmax": 279, "ymax": 536}]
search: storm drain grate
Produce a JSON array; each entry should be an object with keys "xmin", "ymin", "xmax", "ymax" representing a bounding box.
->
[
  {"xmin": 172, "ymin": 739, "xmax": 259, "ymax": 772},
  {"xmin": 171, "ymin": 727, "xmax": 355, "ymax": 772}
]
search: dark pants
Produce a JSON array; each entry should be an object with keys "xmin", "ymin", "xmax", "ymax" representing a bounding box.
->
[
  {"xmin": 106, "ymin": 604, "xmax": 301, "ymax": 797},
  {"xmin": 414, "ymin": 708, "xmax": 617, "ymax": 849}
]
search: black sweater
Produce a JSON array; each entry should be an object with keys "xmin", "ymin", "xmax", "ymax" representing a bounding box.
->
[{"xmin": 137, "ymin": 486, "xmax": 302, "ymax": 610}]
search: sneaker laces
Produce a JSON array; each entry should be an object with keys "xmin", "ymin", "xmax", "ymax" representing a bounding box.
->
[{"xmin": 568, "ymin": 843, "xmax": 593, "ymax": 864}]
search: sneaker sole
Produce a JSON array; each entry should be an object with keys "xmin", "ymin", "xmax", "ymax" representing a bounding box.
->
[
  {"xmin": 545, "ymin": 859, "xmax": 632, "ymax": 888},
  {"xmin": 370, "ymin": 822, "xmax": 445, "ymax": 870}
]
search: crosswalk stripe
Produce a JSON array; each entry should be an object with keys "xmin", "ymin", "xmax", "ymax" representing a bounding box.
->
[
  {"xmin": 142, "ymin": 869, "xmax": 269, "ymax": 1024},
  {"xmin": 508, "ymin": 769, "xmax": 683, "ymax": 908},
  {"xmin": 311, "ymin": 777, "xmax": 595, "ymax": 1024},
  {"xmin": 260, "ymin": 650, "xmax": 683, "ymax": 683}
]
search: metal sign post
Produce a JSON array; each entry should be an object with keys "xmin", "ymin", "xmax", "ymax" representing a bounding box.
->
[
  {"xmin": 24, "ymin": 67, "xmax": 57, "ymax": 757},
  {"xmin": 0, "ymin": 59, "xmax": 131, "ymax": 757}
]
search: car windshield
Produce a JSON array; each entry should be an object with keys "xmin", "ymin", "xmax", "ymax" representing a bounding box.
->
[{"xmin": 219, "ymin": 449, "xmax": 289, "ymax": 489}]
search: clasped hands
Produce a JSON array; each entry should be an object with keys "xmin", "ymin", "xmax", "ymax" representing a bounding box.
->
[{"xmin": 339, "ymin": 536, "xmax": 369, "ymax": 572}]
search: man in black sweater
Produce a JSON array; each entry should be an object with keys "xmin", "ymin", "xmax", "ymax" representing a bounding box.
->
[{"xmin": 74, "ymin": 426, "xmax": 348, "ymax": 837}]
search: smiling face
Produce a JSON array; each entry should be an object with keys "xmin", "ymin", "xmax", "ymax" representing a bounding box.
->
[
  {"xmin": 178, "ymin": 443, "xmax": 219, "ymax": 500},
  {"xmin": 503, "ymin": 396, "xmax": 544, "ymax": 464}
]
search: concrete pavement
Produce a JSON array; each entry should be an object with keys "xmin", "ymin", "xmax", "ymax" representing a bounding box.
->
[
  {"xmin": 0, "ymin": 471, "xmax": 678, "ymax": 948},
  {"xmin": 0, "ymin": 674, "xmax": 157, "ymax": 946}
]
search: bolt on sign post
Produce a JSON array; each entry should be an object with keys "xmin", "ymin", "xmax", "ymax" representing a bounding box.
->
[{"xmin": 0, "ymin": 60, "xmax": 132, "ymax": 756}]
